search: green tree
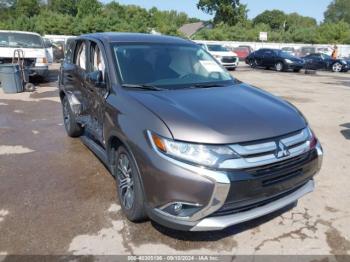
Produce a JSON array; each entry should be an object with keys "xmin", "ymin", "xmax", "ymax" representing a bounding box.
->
[
  {"xmin": 286, "ymin": 13, "xmax": 317, "ymax": 29},
  {"xmin": 34, "ymin": 10, "xmax": 75, "ymax": 34},
  {"xmin": 324, "ymin": 0, "xmax": 350, "ymax": 24},
  {"xmin": 77, "ymin": 0, "xmax": 101, "ymax": 18},
  {"xmin": 15, "ymin": 0, "xmax": 40, "ymax": 17},
  {"xmin": 197, "ymin": 0, "xmax": 248, "ymax": 26},
  {"xmin": 253, "ymin": 10, "xmax": 286, "ymax": 30},
  {"xmin": 49, "ymin": 0, "xmax": 78, "ymax": 16}
]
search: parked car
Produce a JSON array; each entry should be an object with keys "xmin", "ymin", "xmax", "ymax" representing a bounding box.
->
[
  {"xmin": 281, "ymin": 47, "xmax": 296, "ymax": 57},
  {"xmin": 0, "ymin": 30, "xmax": 50, "ymax": 78},
  {"xmin": 246, "ymin": 48, "xmax": 305, "ymax": 72},
  {"xmin": 302, "ymin": 53, "xmax": 349, "ymax": 72},
  {"xmin": 298, "ymin": 46, "xmax": 316, "ymax": 57},
  {"xmin": 59, "ymin": 33, "xmax": 323, "ymax": 231},
  {"xmin": 316, "ymin": 47, "xmax": 332, "ymax": 56},
  {"xmin": 198, "ymin": 43, "xmax": 239, "ymax": 70},
  {"xmin": 233, "ymin": 46, "xmax": 252, "ymax": 61}
]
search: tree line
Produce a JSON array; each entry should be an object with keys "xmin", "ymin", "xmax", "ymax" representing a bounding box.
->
[
  {"xmin": 195, "ymin": 0, "xmax": 350, "ymax": 44},
  {"xmin": 0, "ymin": 0, "xmax": 199, "ymax": 36},
  {"xmin": 1, "ymin": 0, "xmax": 350, "ymax": 44}
]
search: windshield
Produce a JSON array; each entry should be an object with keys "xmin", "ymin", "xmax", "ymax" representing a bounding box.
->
[
  {"xmin": 112, "ymin": 43, "xmax": 234, "ymax": 89},
  {"xmin": 0, "ymin": 32, "xmax": 44, "ymax": 49},
  {"xmin": 207, "ymin": 44, "xmax": 229, "ymax": 52}
]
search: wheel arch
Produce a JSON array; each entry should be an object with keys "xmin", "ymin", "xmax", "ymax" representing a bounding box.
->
[{"xmin": 106, "ymin": 132, "xmax": 148, "ymax": 203}]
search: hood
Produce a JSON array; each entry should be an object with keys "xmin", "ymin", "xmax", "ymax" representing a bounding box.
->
[
  {"xmin": 0, "ymin": 47, "xmax": 46, "ymax": 58},
  {"xmin": 129, "ymin": 84, "xmax": 307, "ymax": 144}
]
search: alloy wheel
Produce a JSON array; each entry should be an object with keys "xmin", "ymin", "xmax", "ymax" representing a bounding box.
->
[
  {"xmin": 332, "ymin": 62, "xmax": 342, "ymax": 72},
  {"xmin": 117, "ymin": 153, "xmax": 135, "ymax": 210},
  {"xmin": 275, "ymin": 62, "xmax": 283, "ymax": 72}
]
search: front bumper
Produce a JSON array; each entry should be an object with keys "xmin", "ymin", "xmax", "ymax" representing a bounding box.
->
[{"xmin": 145, "ymin": 140, "xmax": 323, "ymax": 231}]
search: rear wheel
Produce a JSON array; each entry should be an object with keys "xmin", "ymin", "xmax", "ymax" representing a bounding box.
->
[
  {"xmin": 249, "ymin": 59, "xmax": 257, "ymax": 68},
  {"xmin": 332, "ymin": 62, "xmax": 342, "ymax": 72},
  {"xmin": 293, "ymin": 68, "xmax": 301, "ymax": 73},
  {"xmin": 275, "ymin": 62, "xmax": 284, "ymax": 72},
  {"xmin": 62, "ymin": 96, "xmax": 83, "ymax": 137},
  {"xmin": 115, "ymin": 146, "xmax": 146, "ymax": 222}
]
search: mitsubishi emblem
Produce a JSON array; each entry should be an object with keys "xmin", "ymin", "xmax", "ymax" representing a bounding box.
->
[{"xmin": 276, "ymin": 141, "xmax": 290, "ymax": 158}]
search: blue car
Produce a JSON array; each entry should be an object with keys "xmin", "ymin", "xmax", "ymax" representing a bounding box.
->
[{"xmin": 302, "ymin": 53, "xmax": 349, "ymax": 72}]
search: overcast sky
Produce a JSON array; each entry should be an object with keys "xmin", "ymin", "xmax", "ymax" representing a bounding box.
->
[{"xmin": 101, "ymin": 0, "xmax": 332, "ymax": 23}]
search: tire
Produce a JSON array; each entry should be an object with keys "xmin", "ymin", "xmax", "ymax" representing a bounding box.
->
[
  {"xmin": 24, "ymin": 83, "xmax": 36, "ymax": 92},
  {"xmin": 275, "ymin": 62, "xmax": 284, "ymax": 72},
  {"xmin": 249, "ymin": 59, "xmax": 257, "ymax": 68},
  {"xmin": 62, "ymin": 96, "xmax": 83, "ymax": 137},
  {"xmin": 293, "ymin": 69, "xmax": 301, "ymax": 73},
  {"xmin": 332, "ymin": 62, "xmax": 342, "ymax": 72},
  {"xmin": 115, "ymin": 146, "xmax": 146, "ymax": 222}
]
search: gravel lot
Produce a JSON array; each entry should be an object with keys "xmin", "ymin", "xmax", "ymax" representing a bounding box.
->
[{"xmin": 0, "ymin": 65, "xmax": 349, "ymax": 258}]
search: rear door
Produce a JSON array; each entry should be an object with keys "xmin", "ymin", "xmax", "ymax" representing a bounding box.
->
[
  {"xmin": 84, "ymin": 39, "xmax": 109, "ymax": 146},
  {"xmin": 61, "ymin": 40, "xmax": 91, "ymax": 125}
]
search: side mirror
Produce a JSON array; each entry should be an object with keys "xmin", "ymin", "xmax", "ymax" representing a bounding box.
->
[{"xmin": 87, "ymin": 70, "xmax": 104, "ymax": 87}]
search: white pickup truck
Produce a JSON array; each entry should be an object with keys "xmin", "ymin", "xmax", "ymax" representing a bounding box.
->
[{"xmin": 0, "ymin": 30, "xmax": 51, "ymax": 78}]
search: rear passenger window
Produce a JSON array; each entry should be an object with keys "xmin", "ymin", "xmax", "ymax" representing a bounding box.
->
[
  {"xmin": 88, "ymin": 41, "xmax": 106, "ymax": 81},
  {"xmin": 74, "ymin": 42, "xmax": 86, "ymax": 70}
]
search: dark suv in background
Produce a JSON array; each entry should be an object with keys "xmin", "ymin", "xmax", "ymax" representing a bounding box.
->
[
  {"xmin": 59, "ymin": 33, "xmax": 323, "ymax": 231},
  {"xmin": 246, "ymin": 48, "xmax": 305, "ymax": 72}
]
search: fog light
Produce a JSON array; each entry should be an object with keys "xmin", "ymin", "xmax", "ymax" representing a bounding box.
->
[{"xmin": 160, "ymin": 202, "xmax": 202, "ymax": 217}]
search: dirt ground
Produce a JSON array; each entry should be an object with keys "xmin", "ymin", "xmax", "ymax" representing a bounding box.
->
[{"xmin": 0, "ymin": 65, "xmax": 349, "ymax": 258}]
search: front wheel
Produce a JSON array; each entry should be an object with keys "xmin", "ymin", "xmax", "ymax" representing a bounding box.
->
[
  {"xmin": 332, "ymin": 62, "xmax": 343, "ymax": 72},
  {"xmin": 275, "ymin": 62, "xmax": 284, "ymax": 72},
  {"xmin": 115, "ymin": 146, "xmax": 146, "ymax": 222}
]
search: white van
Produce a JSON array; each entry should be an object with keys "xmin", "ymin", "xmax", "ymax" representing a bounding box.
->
[{"xmin": 0, "ymin": 30, "xmax": 50, "ymax": 78}]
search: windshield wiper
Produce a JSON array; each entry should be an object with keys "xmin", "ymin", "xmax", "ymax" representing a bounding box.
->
[
  {"xmin": 122, "ymin": 84, "xmax": 163, "ymax": 91},
  {"xmin": 189, "ymin": 83, "xmax": 226, "ymax": 89}
]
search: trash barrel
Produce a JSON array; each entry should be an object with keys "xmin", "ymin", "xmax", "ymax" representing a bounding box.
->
[{"xmin": 0, "ymin": 64, "xmax": 23, "ymax": 94}]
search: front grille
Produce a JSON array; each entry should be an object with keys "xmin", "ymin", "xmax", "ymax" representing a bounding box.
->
[
  {"xmin": 211, "ymin": 128, "xmax": 318, "ymax": 218},
  {"xmin": 211, "ymin": 182, "xmax": 307, "ymax": 217},
  {"xmin": 222, "ymin": 56, "xmax": 237, "ymax": 63},
  {"xmin": 246, "ymin": 151, "xmax": 311, "ymax": 178}
]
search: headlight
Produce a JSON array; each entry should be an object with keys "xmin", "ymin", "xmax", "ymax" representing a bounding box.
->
[
  {"xmin": 148, "ymin": 132, "xmax": 240, "ymax": 167},
  {"xmin": 214, "ymin": 55, "xmax": 222, "ymax": 59},
  {"xmin": 306, "ymin": 126, "xmax": 318, "ymax": 149},
  {"xmin": 285, "ymin": 59, "xmax": 293, "ymax": 64}
]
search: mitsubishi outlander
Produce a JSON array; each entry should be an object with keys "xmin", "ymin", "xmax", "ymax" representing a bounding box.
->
[{"xmin": 58, "ymin": 33, "xmax": 323, "ymax": 231}]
